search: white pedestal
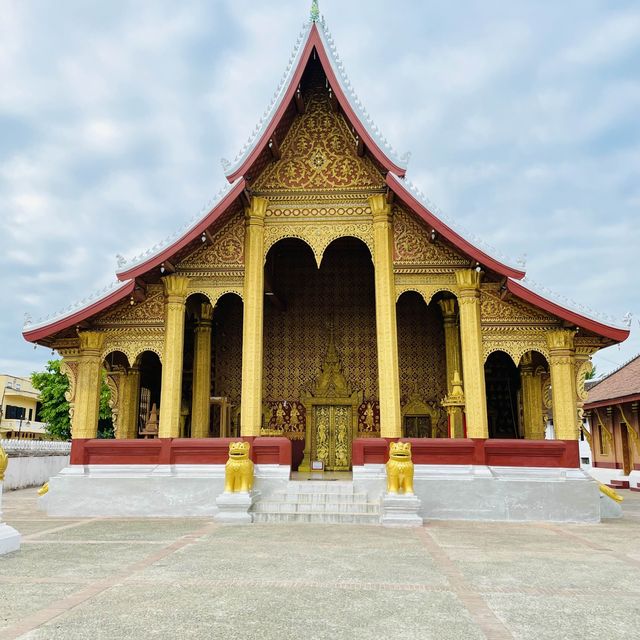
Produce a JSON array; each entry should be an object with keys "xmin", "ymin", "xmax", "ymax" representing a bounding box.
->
[
  {"xmin": 381, "ymin": 492, "xmax": 424, "ymax": 527},
  {"xmin": 600, "ymin": 493, "xmax": 623, "ymax": 519},
  {"xmin": 0, "ymin": 483, "xmax": 20, "ymax": 555},
  {"xmin": 214, "ymin": 491, "xmax": 260, "ymax": 524}
]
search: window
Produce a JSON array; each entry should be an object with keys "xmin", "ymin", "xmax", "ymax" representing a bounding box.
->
[
  {"xmin": 5, "ymin": 405, "xmax": 26, "ymax": 420},
  {"xmin": 15, "ymin": 383, "xmax": 21, "ymax": 391},
  {"xmin": 28, "ymin": 408, "xmax": 33, "ymax": 420},
  {"xmin": 580, "ymin": 457, "xmax": 590, "ymax": 465}
]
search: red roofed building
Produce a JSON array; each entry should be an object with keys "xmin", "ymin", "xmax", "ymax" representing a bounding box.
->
[{"xmin": 584, "ymin": 356, "xmax": 640, "ymax": 490}]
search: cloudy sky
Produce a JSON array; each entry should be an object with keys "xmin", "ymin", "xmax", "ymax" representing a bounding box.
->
[{"xmin": 1, "ymin": 0, "xmax": 638, "ymax": 379}]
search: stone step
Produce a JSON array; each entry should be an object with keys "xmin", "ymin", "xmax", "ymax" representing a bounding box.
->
[
  {"xmin": 272, "ymin": 492, "xmax": 368, "ymax": 504},
  {"xmin": 252, "ymin": 501, "xmax": 380, "ymax": 515},
  {"xmin": 283, "ymin": 481, "xmax": 355, "ymax": 495},
  {"xmin": 252, "ymin": 512, "xmax": 381, "ymax": 525}
]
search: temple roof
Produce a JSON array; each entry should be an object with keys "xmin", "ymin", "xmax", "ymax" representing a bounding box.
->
[
  {"xmin": 22, "ymin": 8, "xmax": 630, "ymax": 347},
  {"xmin": 585, "ymin": 354, "xmax": 640, "ymax": 407}
]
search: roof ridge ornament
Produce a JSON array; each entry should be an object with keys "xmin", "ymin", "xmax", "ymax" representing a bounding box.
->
[{"xmin": 310, "ymin": 0, "xmax": 320, "ymax": 22}]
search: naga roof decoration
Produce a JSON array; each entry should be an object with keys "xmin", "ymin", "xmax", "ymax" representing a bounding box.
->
[{"xmin": 22, "ymin": 4, "xmax": 629, "ymax": 346}]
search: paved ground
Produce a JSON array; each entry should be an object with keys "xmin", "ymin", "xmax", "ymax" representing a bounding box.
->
[{"xmin": 1, "ymin": 489, "xmax": 640, "ymax": 640}]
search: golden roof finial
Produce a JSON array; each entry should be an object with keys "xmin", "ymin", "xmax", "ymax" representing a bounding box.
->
[{"xmin": 310, "ymin": 0, "xmax": 320, "ymax": 22}]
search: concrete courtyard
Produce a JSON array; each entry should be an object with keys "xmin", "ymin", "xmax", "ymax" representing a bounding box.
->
[{"xmin": 1, "ymin": 488, "xmax": 640, "ymax": 639}]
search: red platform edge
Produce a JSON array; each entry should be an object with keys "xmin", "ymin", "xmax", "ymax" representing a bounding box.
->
[
  {"xmin": 352, "ymin": 438, "xmax": 580, "ymax": 468},
  {"xmin": 70, "ymin": 437, "xmax": 578, "ymax": 468},
  {"xmin": 70, "ymin": 437, "xmax": 291, "ymax": 466}
]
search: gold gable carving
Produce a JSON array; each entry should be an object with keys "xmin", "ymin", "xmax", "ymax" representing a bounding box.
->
[
  {"xmin": 393, "ymin": 206, "xmax": 470, "ymax": 268},
  {"xmin": 97, "ymin": 286, "xmax": 164, "ymax": 327},
  {"xmin": 481, "ymin": 287, "xmax": 557, "ymax": 324},
  {"xmin": 253, "ymin": 89, "xmax": 384, "ymax": 193},
  {"xmin": 180, "ymin": 211, "xmax": 245, "ymax": 270}
]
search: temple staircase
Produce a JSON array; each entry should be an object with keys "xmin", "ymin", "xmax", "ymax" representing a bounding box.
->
[{"xmin": 251, "ymin": 480, "xmax": 380, "ymax": 524}]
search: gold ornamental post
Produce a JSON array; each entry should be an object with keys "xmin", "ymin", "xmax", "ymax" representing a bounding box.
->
[
  {"xmin": 369, "ymin": 194, "xmax": 402, "ymax": 439},
  {"xmin": 455, "ymin": 269, "xmax": 489, "ymax": 438},
  {"xmin": 158, "ymin": 275, "xmax": 190, "ymax": 438},
  {"xmin": 72, "ymin": 331, "xmax": 106, "ymax": 439},
  {"xmin": 546, "ymin": 329, "xmax": 579, "ymax": 440},
  {"xmin": 240, "ymin": 196, "xmax": 269, "ymax": 437},
  {"xmin": 191, "ymin": 302, "xmax": 214, "ymax": 438}
]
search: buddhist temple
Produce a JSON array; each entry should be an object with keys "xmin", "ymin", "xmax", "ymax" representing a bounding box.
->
[{"xmin": 23, "ymin": 4, "xmax": 630, "ymax": 522}]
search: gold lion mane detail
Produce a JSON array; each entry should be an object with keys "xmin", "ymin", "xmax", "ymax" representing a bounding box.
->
[
  {"xmin": 386, "ymin": 441, "xmax": 414, "ymax": 495},
  {"xmin": 224, "ymin": 441, "xmax": 254, "ymax": 493}
]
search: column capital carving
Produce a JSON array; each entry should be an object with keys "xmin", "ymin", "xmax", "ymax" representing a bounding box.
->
[
  {"xmin": 162, "ymin": 274, "xmax": 189, "ymax": 301},
  {"xmin": 245, "ymin": 196, "xmax": 269, "ymax": 224},
  {"xmin": 546, "ymin": 328, "xmax": 576, "ymax": 353},
  {"xmin": 368, "ymin": 194, "xmax": 392, "ymax": 223},
  {"xmin": 455, "ymin": 268, "xmax": 482, "ymax": 293},
  {"xmin": 438, "ymin": 297, "xmax": 457, "ymax": 320},
  {"xmin": 198, "ymin": 302, "xmax": 214, "ymax": 323},
  {"xmin": 78, "ymin": 331, "xmax": 105, "ymax": 354}
]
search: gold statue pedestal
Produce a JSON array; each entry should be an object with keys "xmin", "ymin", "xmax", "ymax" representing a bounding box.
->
[
  {"xmin": 214, "ymin": 490, "xmax": 260, "ymax": 525},
  {"xmin": 380, "ymin": 493, "xmax": 423, "ymax": 527}
]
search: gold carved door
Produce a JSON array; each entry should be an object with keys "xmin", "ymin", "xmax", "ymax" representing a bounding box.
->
[{"xmin": 313, "ymin": 405, "xmax": 352, "ymax": 471}]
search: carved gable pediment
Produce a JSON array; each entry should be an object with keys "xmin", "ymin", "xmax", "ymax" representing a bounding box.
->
[
  {"xmin": 481, "ymin": 286, "xmax": 557, "ymax": 325},
  {"xmin": 253, "ymin": 89, "xmax": 384, "ymax": 193},
  {"xmin": 178, "ymin": 210, "xmax": 245, "ymax": 271},
  {"xmin": 97, "ymin": 285, "xmax": 164, "ymax": 327},
  {"xmin": 393, "ymin": 206, "xmax": 470, "ymax": 268}
]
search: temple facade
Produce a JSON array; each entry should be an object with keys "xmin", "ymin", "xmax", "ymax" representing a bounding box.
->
[{"xmin": 23, "ymin": 12, "xmax": 628, "ymax": 476}]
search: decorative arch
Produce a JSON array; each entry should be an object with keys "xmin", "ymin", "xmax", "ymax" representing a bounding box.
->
[
  {"xmin": 263, "ymin": 223, "xmax": 373, "ymax": 268},
  {"xmin": 395, "ymin": 285, "xmax": 459, "ymax": 306},
  {"xmin": 483, "ymin": 341, "xmax": 550, "ymax": 366},
  {"xmin": 131, "ymin": 345, "xmax": 164, "ymax": 366},
  {"xmin": 102, "ymin": 348, "xmax": 132, "ymax": 370}
]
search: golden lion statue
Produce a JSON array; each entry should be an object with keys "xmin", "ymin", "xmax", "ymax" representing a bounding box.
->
[
  {"xmin": 386, "ymin": 441, "xmax": 414, "ymax": 495},
  {"xmin": 0, "ymin": 445, "xmax": 8, "ymax": 482},
  {"xmin": 224, "ymin": 441, "xmax": 254, "ymax": 493}
]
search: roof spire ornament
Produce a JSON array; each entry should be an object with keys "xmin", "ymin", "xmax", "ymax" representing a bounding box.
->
[{"xmin": 310, "ymin": 0, "xmax": 320, "ymax": 22}]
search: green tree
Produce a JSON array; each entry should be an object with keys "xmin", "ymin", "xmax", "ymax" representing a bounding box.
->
[
  {"xmin": 585, "ymin": 365, "xmax": 597, "ymax": 380},
  {"xmin": 31, "ymin": 360, "xmax": 114, "ymax": 440}
]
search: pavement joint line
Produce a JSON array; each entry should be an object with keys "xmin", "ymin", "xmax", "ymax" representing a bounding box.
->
[
  {"xmin": 21, "ymin": 540, "xmax": 171, "ymax": 545},
  {"xmin": 416, "ymin": 527, "xmax": 515, "ymax": 640},
  {"xmin": 1, "ymin": 521, "xmax": 218, "ymax": 640},
  {"xmin": 22, "ymin": 518, "xmax": 102, "ymax": 541},
  {"xmin": 541, "ymin": 523, "xmax": 640, "ymax": 569}
]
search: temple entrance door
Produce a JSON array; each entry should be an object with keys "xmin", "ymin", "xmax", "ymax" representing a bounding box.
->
[{"xmin": 312, "ymin": 404, "xmax": 352, "ymax": 471}]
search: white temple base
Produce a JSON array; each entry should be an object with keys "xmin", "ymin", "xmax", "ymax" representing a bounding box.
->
[
  {"xmin": 380, "ymin": 493, "xmax": 423, "ymax": 527},
  {"xmin": 0, "ymin": 483, "xmax": 21, "ymax": 555},
  {"xmin": 0, "ymin": 523, "xmax": 21, "ymax": 555},
  {"xmin": 44, "ymin": 464, "xmax": 289, "ymax": 517},
  {"xmin": 355, "ymin": 464, "xmax": 601, "ymax": 523},
  {"xmin": 214, "ymin": 491, "xmax": 259, "ymax": 524},
  {"xmin": 600, "ymin": 493, "xmax": 623, "ymax": 519}
]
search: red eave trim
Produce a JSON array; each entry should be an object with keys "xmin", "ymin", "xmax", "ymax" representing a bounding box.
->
[
  {"xmin": 23, "ymin": 280, "xmax": 136, "ymax": 344},
  {"xmin": 387, "ymin": 173, "xmax": 526, "ymax": 280},
  {"xmin": 116, "ymin": 177, "xmax": 246, "ymax": 282},
  {"xmin": 584, "ymin": 393, "xmax": 640, "ymax": 410},
  {"xmin": 507, "ymin": 279, "xmax": 630, "ymax": 343},
  {"xmin": 225, "ymin": 24, "xmax": 406, "ymax": 183}
]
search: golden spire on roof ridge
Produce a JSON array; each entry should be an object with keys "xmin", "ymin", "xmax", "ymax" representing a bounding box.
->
[{"xmin": 310, "ymin": 0, "xmax": 320, "ymax": 22}]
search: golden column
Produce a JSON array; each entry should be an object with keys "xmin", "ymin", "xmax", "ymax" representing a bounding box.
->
[
  {"xmin": 438, "ymin": 298, "xmax": 463, "ymax": 395},
  {"xmin": 520, "ymin": 353, "xmax": 545, "ymax": 440},
  {"xmin": 191, "ymin": 302, "xmax": 214, "ymax": 438},
  {"xmin": 72, "ymin": 331, "xmax": 106, "ymax": 439},
  {"xmin": 455, "ymin": 269, "xmax": 488, "ymax": 438},
  {"xmin": 158, "ymin": 274, "xmax": 190, "ymax": 438},
  {"xmin": 369, "ymin": 194, "xmax": 402, "ymax": 438},
  {"xmin": 117, "ymin": 367, "xmax": 141, "ymax": 439},
  {"xmin": 547, "ymin": 329, "xmax": 579, "ymax": 440},
  {"xmin": 240, "ymin": 196, "xmax": 269, "ymax": 437}
]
